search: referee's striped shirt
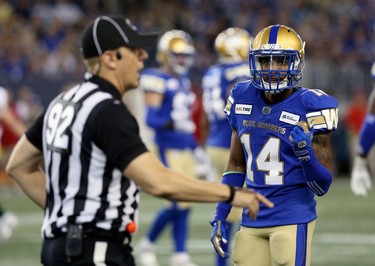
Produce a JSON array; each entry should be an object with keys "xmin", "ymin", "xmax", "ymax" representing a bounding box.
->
[{"xmin": 26, "ymin": 75, "xmax": 148, "ymax": 238}]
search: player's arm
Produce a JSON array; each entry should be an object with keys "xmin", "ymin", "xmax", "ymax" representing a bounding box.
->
[
  {"xmin": 312, "ymin": 132, "xmax": 333, "ymax": 171},
  {"xmin": 1, "ymin": 106, "xmax": 26, "ymax": 137},
  {"xmin": 210, "ymin": 128, "xmax": 247, "ymax": 258},
  {"xmin": 224, "ymin": 128, "xmax": 247, "ymax": 173},
  {"xmin": 5, "ymin": 135, "xmax": 46, "ymax": 208},
  {"xmin": 368, "ymin": 88, "xmax": 375, "ymax": 114},
  {"xmin": 144, "ymin": 90, "xmax": 170, "ymax": 129},
  {"xmin": 290, "ymin": 121, "xmax": 333, "ymax": 196},
  {"xmin": 212, "ymin": 128, "xmax": 247, "ymax": 218},
  {"xmin": 144, "ymin": 90, "xmax": 164, "ymax": 108},
  {"xmin": 351, "ymin": 88, "xmax": 375, "ymax": 196},
  {"xmin": 356, "ymin": 88, "xmax": 375, "ymax": 157},
  {"xmin": 140, "ymin": 74, "xmax": 173, "ymax": 129}
]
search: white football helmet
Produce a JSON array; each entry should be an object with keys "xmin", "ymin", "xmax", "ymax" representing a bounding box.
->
[
  {"xmin": 156, "ymin": 30, "xmax": 195, "ymax": 75},
  {"xmin": 249, "ymin": 24, "xmax": 305, "ymax": 93},
  {"xmin": 215, "ymin": 27, "xmax": 252, "ymax": 64}
]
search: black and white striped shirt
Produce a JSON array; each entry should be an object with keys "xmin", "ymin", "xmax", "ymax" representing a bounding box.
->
[{"xmin": 26, "ymin": 75, "xmax": 148, "ymax": 238}]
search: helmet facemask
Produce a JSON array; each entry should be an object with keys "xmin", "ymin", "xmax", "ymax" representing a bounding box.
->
[
  {"xmin": 167, "ymin": 51, "xmax": 195, "ymax": 75},
  {"xmin": 249, "ymin": 25, "xmax": 305, "ymax": 94},
  {"xmin": 250, "ymin": 50, "xmax": 304, "ymax": 94}
]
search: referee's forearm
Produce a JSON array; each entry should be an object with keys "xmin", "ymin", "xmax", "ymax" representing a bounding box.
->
[
  {"xmin": 154, "ymin": 172, "xmax": 231, "ymax": 203},
  {"xmin": 11, "ymin": 171, "xmax": 46, "ymax": 209},
  {"xmin": 124, "ymin": 152, "xmax": 231, "ymax": 203},
  {"xmin": 6, "ymin": 135, "xmax": 46, "ymax": 208}
]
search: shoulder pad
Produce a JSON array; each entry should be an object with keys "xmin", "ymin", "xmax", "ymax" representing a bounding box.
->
[
  {"xmin": 300, "ymin": 88, "xmax": 339, "ymax": 131},
  {"xmin": 224, "ymin": 81, "xmax": 253, "ymax": 116},
  {"xmin": 300, "ymin": 88, "xmax": 338, "ymax": 110},
  {"xmin": 140, "ymin": 69, "xmax": 166, "ymax": 93},
  {"xmin": 223, "ymin": 63, "xmax": 249, "ymax": 83},
  {"xmin": 230, "ymin": 80, "xmax": 254, "ymax": 99}
]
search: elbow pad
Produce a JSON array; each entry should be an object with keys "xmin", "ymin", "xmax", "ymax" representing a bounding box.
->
[
  {"xmin": 300, "ymin": 153, "xmax": 332, "ymax": 196},
  {"xmin": 213, "ymin": 172, "xmax": 246, "ymax": 221},
  {"xmin": 357, "ymin": 114, "xmax": 375, "ymax": 157}
]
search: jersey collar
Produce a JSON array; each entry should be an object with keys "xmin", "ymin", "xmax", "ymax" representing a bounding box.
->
[{"xmin": 88, "ymin": 75, "xmax": 122, "ymax": 100}]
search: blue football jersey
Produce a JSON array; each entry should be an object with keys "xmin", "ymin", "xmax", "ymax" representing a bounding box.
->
[
  {"xmin": 225, "ymin": 81, "xmax": 339, "ymax": 227},
  {"xmin": 202, "ymin": 62, "xmax": 249, "ymax": 148},
  {"xmin": 141, "ymin": 68, "xmax": 197, "ymax": 151}
]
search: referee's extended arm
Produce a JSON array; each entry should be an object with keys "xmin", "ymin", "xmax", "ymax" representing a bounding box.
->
[
  {"xmin": 7, "ymin": 134, "xmax": 273, "ymax": 215},
  {"xmin": 124, "ymin": 151, "xmax": 273, "ymax": 213}
]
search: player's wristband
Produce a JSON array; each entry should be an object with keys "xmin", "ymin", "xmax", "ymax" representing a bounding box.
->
[
  {"xmin": 357, "ymin": 114, "xmax": 375, "ymax": 157},
  {"xmin": 300, "ymin": 153, "xmax": 332, "ymax": 196},
  {"xmin": 214, "ymin": 172, "xmax": 246, "ymax": 221}
]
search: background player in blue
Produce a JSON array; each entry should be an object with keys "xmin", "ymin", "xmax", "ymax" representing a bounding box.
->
[
  {"xmin": 136, "ymin": 30, "xmax": 199, "ymax": 266},
  {"xmin": 351, "ymin": 62, "xmax": 375, "ymax": 196},
  {"xmin": 209, "ymin": 24, "xmax": 339, "ymax": 266},
  {"xmin": 202, "ymin": 27, "xmax": 252, "ymax": 266}
]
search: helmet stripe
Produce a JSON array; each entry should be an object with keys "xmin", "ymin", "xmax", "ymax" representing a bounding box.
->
[{"xmin": 268, "ymin": 25, "xmax": 280, "ymax": 44}]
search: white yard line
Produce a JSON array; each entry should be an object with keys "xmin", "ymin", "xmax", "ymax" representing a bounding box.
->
[
  {"xmin": 14, "ymin": 213, "xmax": 375, "ymax": 247},
  {"xmin": 314, "ymin": 233, "xmax": 375, "ymax": 245}
]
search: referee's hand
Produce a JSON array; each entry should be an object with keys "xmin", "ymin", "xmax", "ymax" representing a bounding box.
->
[{"xmin": 231, "ymin": 188, "xmax": 274, "ymax": 220}]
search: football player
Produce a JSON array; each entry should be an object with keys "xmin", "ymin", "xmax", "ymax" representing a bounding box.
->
[
  {"xmin": 209, "ymin": 25, "xmax": 338, "ymax": 266},
  {"xmin": 0, "ymin": 86, "xmax": 23, "ymax": 243},
  {"xmin": 202, "ymin": 27, "xmax": 252, "ymax": 266},
  {"xmin": 136, "ymin": 30, "xmax": 199, "ymax": 266},
  {"xmin": 350, "ymin": 62, "xmax": 375, "ymax": 196}
]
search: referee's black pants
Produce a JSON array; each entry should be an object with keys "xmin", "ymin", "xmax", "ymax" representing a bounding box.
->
[{"xmin": 41, "ymin": 232, "xmax": 135, "ymax": 265}]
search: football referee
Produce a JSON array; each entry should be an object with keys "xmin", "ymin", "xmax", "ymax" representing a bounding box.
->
[{"xmin": 6, "ymin": 15, "xmax": 273, "ymax": 266}]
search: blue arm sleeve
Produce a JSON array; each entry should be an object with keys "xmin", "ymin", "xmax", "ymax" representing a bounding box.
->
[
  {"xmin": 145, "ymin": 106, "xmax": 172, "ymax": 129},
  {"xmin": 357, "ymin": 114, "xmax": 375, "ymax": 157},
  {"xmin": 214, "ymin": 172, "xmax": 246, "ymax": 221},
  {"xmin": 300, "ymin": 153, "xmax": 332, "ymax": 197}
]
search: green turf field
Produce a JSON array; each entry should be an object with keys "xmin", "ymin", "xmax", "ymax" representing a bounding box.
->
[{"xmin": 1, "ymin": 177, "xmax": 374, "ymax": 266}]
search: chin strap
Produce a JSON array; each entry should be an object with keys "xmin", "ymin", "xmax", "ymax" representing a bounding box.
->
[{"xmin": 261, "ymin": 77, "xmax": 290, "ymax": 94}]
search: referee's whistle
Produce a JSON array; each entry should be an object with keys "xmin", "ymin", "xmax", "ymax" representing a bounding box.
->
[{"xmin": 126, "ymin": 221, "xmax": 137, "ymax": 234}]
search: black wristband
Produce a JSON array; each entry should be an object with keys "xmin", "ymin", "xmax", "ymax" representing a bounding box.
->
[{"xmin": 225, "ymin": 185, "xmax": 236, "ymax": 204}]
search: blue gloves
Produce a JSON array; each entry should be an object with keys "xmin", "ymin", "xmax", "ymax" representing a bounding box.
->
[
  {"xmin": 210, "ymin": 220, "xmax": 229, "ymax": 258},
  {"xmin": 289, "ymin": 121, "xmax": 313, "ymax": 162},
  {"xmin": 290, "ymin": 121, "xmax": 332, "ymax": 196}
]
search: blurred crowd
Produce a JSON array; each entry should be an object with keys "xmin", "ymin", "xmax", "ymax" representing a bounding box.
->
[{"xmin": 0, "ymin": 0, "xmax": 375, "ymax": 175}]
